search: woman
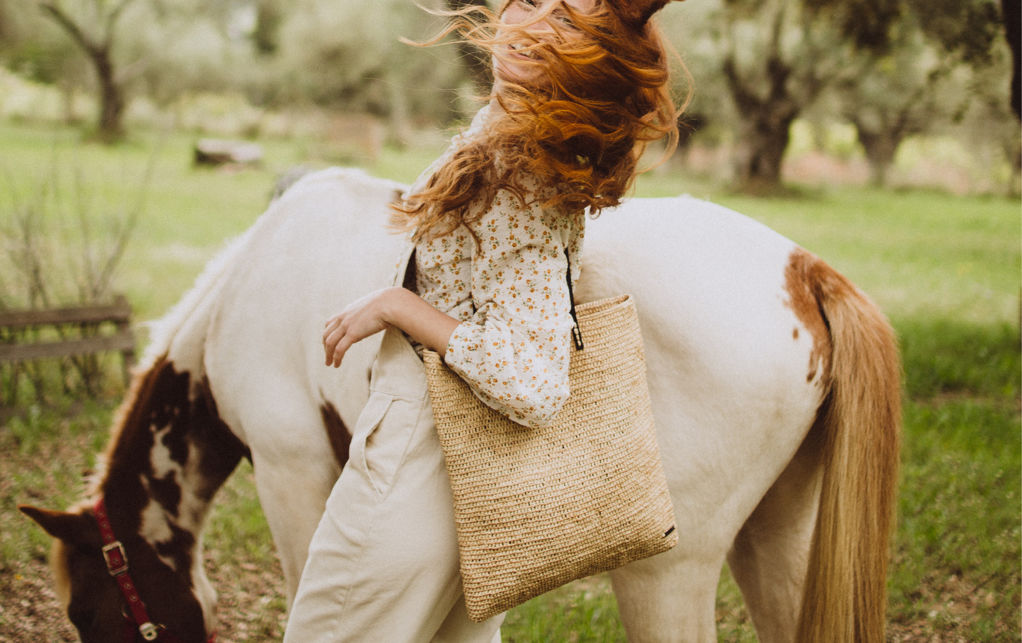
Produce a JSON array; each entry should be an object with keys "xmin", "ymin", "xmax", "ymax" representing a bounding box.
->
[{"xmin": 284, "ymin": 0, "xmax": 682, "ymax": 639}]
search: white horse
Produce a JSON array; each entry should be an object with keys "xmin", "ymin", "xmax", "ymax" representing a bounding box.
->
[{"xmin": 21, "ymin": 167, "xmax": 900, "ymax": 642}]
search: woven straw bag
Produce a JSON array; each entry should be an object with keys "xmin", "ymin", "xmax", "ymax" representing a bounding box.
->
[{"xmin": 423, "ymin": 293, "xmax": 678, "ymax": 622}]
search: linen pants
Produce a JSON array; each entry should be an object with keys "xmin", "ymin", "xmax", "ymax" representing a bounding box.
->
[{"xmin": 284, "ymin": 328, "xmax": 504, "ymax": 642}]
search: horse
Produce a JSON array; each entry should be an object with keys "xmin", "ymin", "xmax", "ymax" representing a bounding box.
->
[{"xmin": 20, "ymin": 167, "xmax": 900, "ymax": 642}]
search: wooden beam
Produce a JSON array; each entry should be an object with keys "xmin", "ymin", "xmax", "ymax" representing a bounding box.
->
[
  {"xmin": 0, "ymin": 331, "xmax": 136, "ymax": 363},
  {"xmin": 0, "ymin": 297, "xmax": 131, "ymax": 330}
]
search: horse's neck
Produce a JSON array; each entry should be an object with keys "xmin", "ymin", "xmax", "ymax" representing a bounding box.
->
[{"xmin": 96, "ymin": 355, "xmax": 246, "ymax": 571}]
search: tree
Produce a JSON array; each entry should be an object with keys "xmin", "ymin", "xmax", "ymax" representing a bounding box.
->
[
  {"xmin": 667, "ymin": 0, "xmax": 1008, "ymax": 192},
  {"xmin": 127, "ymin": 3, "xmax": 255, "ymax": 109},
  {"xmin": 37, "ymin": 0, "xmax": 141, "ymax": 142},
  {"xmin": 828, "ymin": 0, "xmax": 1011, "ymax": 186},
  {"xmin": 836, "ymin": 30, "xmax": 969, "ymax": 186},
  {"xmin": 806, "ymin": 0, "xmax": 1016, "ymax": 117},
  {"xmin": 271, "ymin": 0, "xmax": 469, "ymax": 138},
  {"xmin": 718, "ymin": 0, "xmax": 852, "ymax": 192}
]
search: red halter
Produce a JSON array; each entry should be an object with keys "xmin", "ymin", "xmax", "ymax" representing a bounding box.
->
[{"xmin": 94, "ymin": 498, "xmax": 216, "ymax": 643}]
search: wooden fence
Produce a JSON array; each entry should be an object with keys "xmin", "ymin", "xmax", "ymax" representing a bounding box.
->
[{"xmin": 0, "ymin": 295, "xmax": 136, "ymax": 384}]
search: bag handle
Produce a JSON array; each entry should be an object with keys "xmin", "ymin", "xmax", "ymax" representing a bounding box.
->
[{"xmin": 564, "ymin": 247, "xmax": 584, "ymax": 351}]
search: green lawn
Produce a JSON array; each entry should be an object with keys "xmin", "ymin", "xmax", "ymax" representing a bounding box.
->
[{"xmin": 1, "ymin": 121, "xmax": 1019, "ymax": 641}]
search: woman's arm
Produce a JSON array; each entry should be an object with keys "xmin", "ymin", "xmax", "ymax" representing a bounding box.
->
[
  {"xmin": 322, "ymin": 286, "xmax": 460, "ymax": 367},
  {"xmin": 440, "ymin": 199, "xmax": 584, "ymax": 428}
]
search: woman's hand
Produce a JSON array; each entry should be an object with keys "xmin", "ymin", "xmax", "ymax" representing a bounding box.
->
[
  {"xmin": 323, "ymin": 288, "xmax": 397, "ymax": 367},
  {"xmin": 322, "ymin": 287, "xmax": 461, "ymax": 367}
]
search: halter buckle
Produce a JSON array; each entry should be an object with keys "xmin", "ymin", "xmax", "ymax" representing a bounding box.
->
[
  {"xmin": 139, "ymin": 622, "xmax": 160, "ymax": 641},
  {"xmin": 101, "ymin": 541, "xmax": 129, "ymax": 576}
]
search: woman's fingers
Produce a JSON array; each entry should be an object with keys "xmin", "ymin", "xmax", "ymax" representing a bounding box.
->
[
  {"xmin": 322, "ymin": 314, "xmax": 375, "ymax": 367},
  {"xmin": 323, "ymin": 317, "xmax": 347, "ymax": 365},
  {"xmin": 330, "ymin": 336, "xmax": 354, "ymax": 368},
  {"xmin": 324, "ymin": 313, "xmax": 344, "ymax": 328},
  {"xmin": 323, "ymin": 314, "xmax": 344, "ymax": 335}
]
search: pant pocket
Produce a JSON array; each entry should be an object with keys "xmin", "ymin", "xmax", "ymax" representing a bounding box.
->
[{"xmin": 354, "ymin": 390, "xmax": 425, "ymax": 498}]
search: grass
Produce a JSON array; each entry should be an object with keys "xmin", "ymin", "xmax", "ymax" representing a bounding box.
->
[
  {"xmin": 891, "ymin": 320, "xmax": 1020, "ymax": 641},
  {"xmin": 1, "ymin": 120, "xmax": 1019, "ymax": 641}
]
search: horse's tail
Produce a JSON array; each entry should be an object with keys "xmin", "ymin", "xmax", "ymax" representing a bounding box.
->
[{"xmin": 792, "ymin": 250, "xmax": 902, "ymax": 642}]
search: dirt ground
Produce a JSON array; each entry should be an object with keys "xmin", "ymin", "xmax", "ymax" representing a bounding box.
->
[{"xmin": 1, "ymin": 546, "xmax": 287, "ymax": 642}]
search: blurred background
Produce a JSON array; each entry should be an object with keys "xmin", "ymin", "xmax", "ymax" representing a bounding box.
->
[
  {"xmin": 0, "ymin": 0, "xmax": 1018, "ymax": 193},
  {"xmin": 0, "ymin": 1, "xmax": 1019, "ymax": 641}
]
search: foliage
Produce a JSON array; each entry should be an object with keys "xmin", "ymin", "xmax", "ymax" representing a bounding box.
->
[
  {"xmin": 800, "ymin": 0, "xmax": 1004, "ymax": 66},
  {"xmin": 267, "ymin": 0, "xmax": 468, "ymax": 125},
  {"xmin": 655, "ymin": 0, "xmax": 1015, "ymax": 192},
  {"xmin": 2, "ymin": 0, "xmax": 479, "ymax": 143},
  {"xmin": 820, "ymin": 0, "xmax": 1016, "ymax": 187},
  {"xmin": 1, "ymin": 0, "xmax": 1016, "ymax": 188}
]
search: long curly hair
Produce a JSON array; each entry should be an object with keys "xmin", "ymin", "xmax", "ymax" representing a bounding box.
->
[{"xmin": 392, "ymin": 0, "xmax": 684, "ymax": 241}]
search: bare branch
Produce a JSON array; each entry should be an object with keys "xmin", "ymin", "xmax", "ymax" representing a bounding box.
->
[
  {"xmin": 39, "ymin": 1, "xmax": 100, "ymax": 54},
  {"xmin": 103, "ymin": 0, "xmax": 138, "ymax": 49}
]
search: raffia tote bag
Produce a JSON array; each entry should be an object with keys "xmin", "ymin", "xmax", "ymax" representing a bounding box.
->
[{"xmin": 423, "ymin": 287, "xmax": 678, "ymax": 622}]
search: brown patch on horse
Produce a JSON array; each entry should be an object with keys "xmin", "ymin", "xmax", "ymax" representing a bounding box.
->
[
  {"xmin": 96, "ymin": 355, "xmax": 188, "ymax": 531},
  {"xmin": 320, "ymin": 401, "xmax": 351, "ymax": 469},
  {"xmin": 31, "ymin": 355, "xmax": 248, "ymax": 641},
  {"xmin": 784, "ymin": 249, "xmax": 839, "ymax": 386},
  {"xmin": 193, "ymin": 376, "xmax": 251, "ymax": 499},
  {"xmin": 98, "ymin": 357, "xmax": 247, "ymax": 519}
]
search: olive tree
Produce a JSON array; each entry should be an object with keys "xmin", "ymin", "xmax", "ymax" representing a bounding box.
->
[
  {"xmin": 35, "ymin": 0, "xmax": 142, "ymax": 142},
  {"xmin": 270, "ymin": 0, "xmax": 471, "ymax": 135},
  {"xmin": 717, "ymin": 0, "xmax": 855, "ymax": 192}
]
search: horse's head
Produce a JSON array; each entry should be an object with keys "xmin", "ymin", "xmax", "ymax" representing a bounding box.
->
[{"xmin": 20, "ymin": 503, "xmax": 211, "ymax": 643}]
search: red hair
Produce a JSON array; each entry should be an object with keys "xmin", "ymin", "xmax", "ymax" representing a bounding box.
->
[{"xmin": 392, "ymin": 0, "xmax": 682, "ymax": 241}]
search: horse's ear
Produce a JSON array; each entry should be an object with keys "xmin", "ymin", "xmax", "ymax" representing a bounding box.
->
[{"xmin": 19, "ymin": 505, "xmax": 96, "ymax": 546}]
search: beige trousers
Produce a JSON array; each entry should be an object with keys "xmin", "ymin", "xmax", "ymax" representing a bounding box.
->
[{"xmin": 284, "ymin": 328, "xmax": 504, "ymax": 642}]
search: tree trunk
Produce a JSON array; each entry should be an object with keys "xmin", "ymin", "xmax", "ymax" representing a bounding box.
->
[
  {"xmin": 722, "ymin": 8, "xmax": 814, "ymax": 194},
  {"xmin": 59, "ymin": 81, "xmax": 77, "ymax": 125},
  {"xmin": 733, "ymin": 109, "xmax": 798, "ymax": 194},
  {"xmin": 253, "ymin": 1, "xmax": 283, "ymax": 56},
  {"xmin": 38, "ymin": 1, "xmax": 133, "ymax": 144},
  {"xmin": 854, "ymin": 124, "xmax": 902, "ymax": 188},
  {"xmin": 93, "ymin": 47, "xmax": 125, "ymax": 142},
  {"xmin": 1002, "ymin": 0, "xmax": 1021, "ymax": 120}
]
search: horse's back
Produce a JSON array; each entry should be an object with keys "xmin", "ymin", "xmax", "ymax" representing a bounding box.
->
[{"xmin": 204, "ymin": 168, "xmax": 406, "ymax": 447}]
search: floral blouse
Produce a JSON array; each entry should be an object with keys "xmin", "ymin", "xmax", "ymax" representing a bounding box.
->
[{"xmin": 410, "ymin": 104, "xmax": 585, "ymax": 428}]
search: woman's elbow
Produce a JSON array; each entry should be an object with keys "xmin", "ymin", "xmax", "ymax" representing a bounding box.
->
[{"xmin": 513, "ymin": 381, "xmax": 570, "ymax": 429}]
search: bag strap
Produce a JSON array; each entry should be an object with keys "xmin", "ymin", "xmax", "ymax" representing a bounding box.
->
[{"xmin": 564, "ymin": 247, "xmax": 584, "ymax": 351}]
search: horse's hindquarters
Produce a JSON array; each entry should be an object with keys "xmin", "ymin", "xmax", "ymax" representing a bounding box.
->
[{"xmin": 581, "ymin": 198, "xmax": 829, "ymax": 638}]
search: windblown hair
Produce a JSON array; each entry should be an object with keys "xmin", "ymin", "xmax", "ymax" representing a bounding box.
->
[{"xmin": 392, "ymin": 0, "xmax": 683, "ymax": 241}]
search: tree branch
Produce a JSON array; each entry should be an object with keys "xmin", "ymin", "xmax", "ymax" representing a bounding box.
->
[
  {"xmin": 39, "ymin": 2, "xmax": 100, "ymax": 54},
  {"xmin": 721, "ymin": 22, "xmax": 764, "ymax": 112},
  {"xmin": 103, "ymin": 0, "xmax": 137, "ymax": 49}
]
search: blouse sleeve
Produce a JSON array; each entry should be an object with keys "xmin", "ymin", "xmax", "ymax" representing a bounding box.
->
[{"xmin": 443, "ymin": 191, "xmax": 583, "ymax": 428}]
